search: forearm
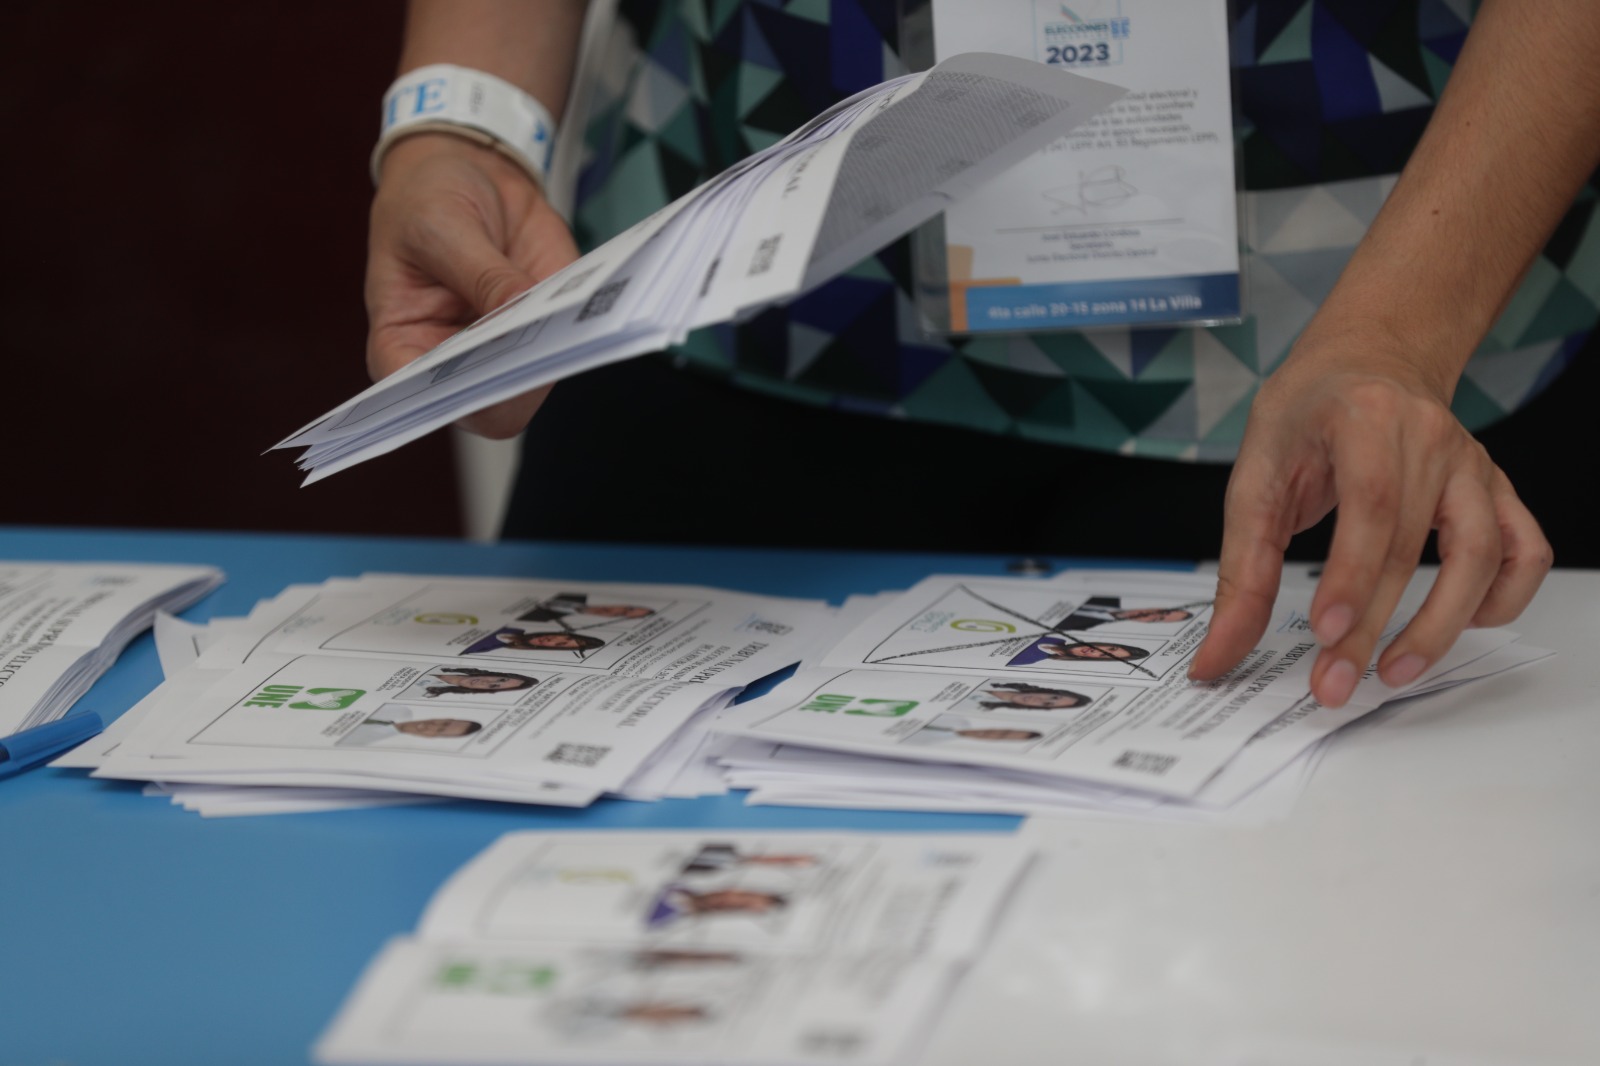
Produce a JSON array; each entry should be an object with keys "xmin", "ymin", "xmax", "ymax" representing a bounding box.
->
[
  {"xmin": 1293, "ymin": 0, "xmax": 1600, "ymax": 397},
  {"xmin": 399, "ymin": 0, "xmax": 588, "ymax": 118}
]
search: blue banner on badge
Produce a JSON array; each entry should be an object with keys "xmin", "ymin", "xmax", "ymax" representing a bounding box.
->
[{"xmin": 962, "ymin": 272, "xmax": 1240, "ymax": 331}]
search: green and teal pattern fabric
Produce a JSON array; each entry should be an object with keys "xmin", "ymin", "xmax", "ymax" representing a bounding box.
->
[{"xmin": 573, "ymin": 0, "xmax": 1597, "ymax": 461}]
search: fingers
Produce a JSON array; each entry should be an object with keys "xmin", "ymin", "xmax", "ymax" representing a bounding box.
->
[
  {"xmin": 407, "ymin": 212, "xmax": 536, "ymax": 320},
  {"xmin": 1204, "ymin": 362, "xmax": 1552, "ymax": 708},
  {"xmin": 1307, "ymin": 424, "xmax": 1432, "ymax": 707},
  {"xmin": 1189, "ymin": 464, "xmax": 1289, "ymax": 681},
  {"xmin": 1313, "ymin": 439, "xmax": 1547, "ymax": 706},
  {"xmin": 457, "ymin": 386, "xmax": 555, "ymax": 440},
  {"xmin": 1472, "ymin": 471, "xmax": 1552, "ymax": 626},
  {"xmin": 1375, "ymin": 469, "xmax": 1503, "ymax": 686}
]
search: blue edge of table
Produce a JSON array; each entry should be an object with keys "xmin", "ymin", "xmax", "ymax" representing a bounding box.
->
[{"xmin": 0, "ymin": 527, "xmax": 1189, "ymax": 1066}]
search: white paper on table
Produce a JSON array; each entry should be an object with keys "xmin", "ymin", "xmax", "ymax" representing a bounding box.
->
[
  {"xmin": 153, "ymin": 611, "xmax": 209, "ymax": 677},
  {"xmin": 715, "ymin": 656, "xmax": 1322, "ymax": 800},
  {"xmin": 418, "ymin": 831, "xmax": 1033, "ymax": 960},
  {"xmin": 316, "ymin": 830, "xmax": 1035, "ymax": 1066},
  {"xmin": 205, "ymin": 575, "xmax": 828, "ymax": 691},
  {"xmin": 93, "ymin": 652, "xmax": 732, "ymax": 797},
  {"xmin": 0, "ymin": 561, "xmax": 222, "ymax": 734}
]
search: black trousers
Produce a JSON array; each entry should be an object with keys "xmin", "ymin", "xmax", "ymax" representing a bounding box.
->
[{"xmin": 505, "ymin": 334, "xmax": 1598, "ymax": 566}]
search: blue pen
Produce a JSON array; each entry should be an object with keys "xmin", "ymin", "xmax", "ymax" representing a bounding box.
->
[{"xmin": 0, "ymin": 711, "xmax": 105, "ymax": 777}]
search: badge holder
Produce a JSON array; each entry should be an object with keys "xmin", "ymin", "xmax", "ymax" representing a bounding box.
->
[{"xmin": 903, "ymin": 0, "xmax": 1246, "ymax": 336}]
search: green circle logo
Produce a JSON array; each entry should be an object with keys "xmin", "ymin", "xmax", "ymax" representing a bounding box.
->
[
  {"xmin": 414, "ymin": 612, "xmax": 477, "ymax": 625},
  {"xmin": 950, "ymin": 618, "xmax": 1016, "ymax": 633}
]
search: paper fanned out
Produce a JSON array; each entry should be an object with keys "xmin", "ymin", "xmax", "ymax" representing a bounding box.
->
[{"xmin": 273, "ymin": 54, "xmax": 1126, "ymax": 481}]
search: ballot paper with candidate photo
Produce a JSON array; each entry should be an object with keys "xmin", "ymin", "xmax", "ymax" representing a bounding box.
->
[
  {"xmin": 316, "ymin": 830, "xmax": 1034, "ymax": 1066},
  {"xmin": 91, "ymin": 653, "xmax": 730, "ymax": 795},
  {"xmin": 416, "ymin": 831, "xmax": 1032, "ymax": 959},
  {"xmin": 713, "ymin": 664, "xmax": 1320, "ymax": 799},
  {"xmin": 717, "ymin": 589, "xmax": 1536, "ymax": 815},
  {"xmin": 315, "ymin": 937, "xmax": 957, "ymax": 1066},
  {"xmin": 819, "ymin": 574, "xmax": 1259, "ymax": 686},
  {"xmin": 213, "ymin": 577, "xmax": 825, "ymax": 688}
]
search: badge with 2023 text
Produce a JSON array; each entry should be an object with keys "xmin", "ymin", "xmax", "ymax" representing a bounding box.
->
[{"xmin": 924, "ymin": 0, "xmax": 1239, "ymax": 332}]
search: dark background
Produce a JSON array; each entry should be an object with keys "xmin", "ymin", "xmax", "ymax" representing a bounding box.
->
[{"xmin": 1, "ymin": 2, "xmax": 461, "ymax": 536}]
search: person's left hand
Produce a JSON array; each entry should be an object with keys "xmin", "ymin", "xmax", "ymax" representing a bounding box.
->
[{"xmin": 1187, "ymin": 328, "xmax": 1552, "ymax": 707}]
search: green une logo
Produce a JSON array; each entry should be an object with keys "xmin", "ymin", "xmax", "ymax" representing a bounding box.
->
[
  {"xmin": 800, "ymin": 693, "xmax": 919, "ymax": 717},
  {"xmin": 242, "ymin": 684, "xmax": 366, "ymax": 709},
  {"xmin": 290, "ymin": 688, "xmax": 367, "ymax": 710}
]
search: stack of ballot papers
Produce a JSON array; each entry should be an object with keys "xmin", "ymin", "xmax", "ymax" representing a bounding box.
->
[
  {"xmin": 273, "ymin": 53, "xmax": 1124, "ymax": 481},
  {"xmin": 0, "ymin": 561, "xmax": 222, "ymax": 737},
  {"xmin": 315, "ymin": 830, "xmax": 1034, "ymax": 1066},
  {"xmin": 57, "ymin": 573, "xmax": 829, "ymax": 811},
  {"xmin": 701, "ymin": 570, "xmax": 1552, "ymax": 822}
]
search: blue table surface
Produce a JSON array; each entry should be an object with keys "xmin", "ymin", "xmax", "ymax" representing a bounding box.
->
[{"xmin": 0, "ymin": 527, "xmax": 1186, "ymax": 1066}]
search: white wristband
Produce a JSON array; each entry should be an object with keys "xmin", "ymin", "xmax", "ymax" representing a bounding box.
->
[{"xmin": 371, "ymin": 63, "xmax": 557, "ymax": 187}]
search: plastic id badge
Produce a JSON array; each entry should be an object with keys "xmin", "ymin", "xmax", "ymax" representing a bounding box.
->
[{"xmin": 912, "ymin": 0, "xmax": 1241, "ymax": 334}]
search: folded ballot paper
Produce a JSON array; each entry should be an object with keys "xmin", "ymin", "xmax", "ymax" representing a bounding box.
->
[
  {"xmin": 704, "ymin": 570, "xmax": 1551, "ymax": 822},
  {"xmin": 0, "ymin": 562, "xmax": 222, "ymax": 737},
  {"xmin": 59, "ymin": 574, "xmax": 829, "ymax": 811},
  {"xmin": 273, "ymin": 53, "xmax": 1125, "ymax": 481},
  {"xmin": 315, "ymin": 830, "xmax": 1033, "ymax": 1066}
]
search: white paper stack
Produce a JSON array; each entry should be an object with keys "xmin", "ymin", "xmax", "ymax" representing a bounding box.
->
[
  {"xmin": 706, "ymin": 570, "xmax": 1551, "ymax": 822},
  {"xmin": 0, "ymin": 561, "xmax": 223, "ymax": 736},
  {"xmin": 272, "ymin": 53, "xmax": 1125, "ymax": 482},
  {"xmin": 55, "ymin": 574, "xmax": 828, "ymax": 814},
  {"xmin": 315, "ymin": 830, "xmax": 1034, "ymax": 1066}
]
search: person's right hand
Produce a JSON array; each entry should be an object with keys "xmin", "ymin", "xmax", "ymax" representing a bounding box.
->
[
  {"xmin": 366, "ymin": 132, "xmax": 580, "ymax": 438},
  {"xmin": 1188, "ymin": 329, "xmax": 1552, "ymax": 707}
]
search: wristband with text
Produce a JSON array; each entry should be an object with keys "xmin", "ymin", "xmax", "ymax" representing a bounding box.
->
[{"xmin": 371, "ymin": 63, "xmax": 557, "ymax": 188}]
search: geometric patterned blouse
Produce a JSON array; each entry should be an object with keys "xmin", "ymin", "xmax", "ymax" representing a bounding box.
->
[{"xmin": 572, "ymin": 0, "xmax": 1598, "ymax": 461}]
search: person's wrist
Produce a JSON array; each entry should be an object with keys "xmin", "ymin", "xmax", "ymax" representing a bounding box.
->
[
  {"xmin": 1278, "ymin": 307, "xmax": 1462, "ymax": 405},
  {"xmin": 377, "ymin": 131, "xmax": 543, "ymax": 196}
]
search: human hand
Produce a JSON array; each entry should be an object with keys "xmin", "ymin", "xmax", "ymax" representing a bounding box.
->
[
  {"xmin": 366, "ymin": 133, "xmax": 580, "ymax": 438},
  {"xmin": 1188, "ymin": 332, "xmax": 1552, "ymax": 706}
]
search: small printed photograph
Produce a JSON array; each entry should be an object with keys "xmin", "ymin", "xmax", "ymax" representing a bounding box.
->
[
  {"xmin": 1005, "ymin": 634, "xmax": 1160, "ymax": 670},
  {"xmin": 899, "ymin": 713, "xmax": 1058, "ymax": 754},
  {"xmin": 677, "ymin": 843, "xmax": 822, "ymax": 876},
  {"xmin": 461, "ymin": 626, "xmax": 609, "ymax": 660},
  {"xmin": 514, "ymin": 591, "xmax": 666, "ymax": 632},
  {"xmin": 556, "ymin": 995, "xmax": 717, "ymax": 1031},
  {"xmin": 635, "ymin": 840, "xmax": 861, "ymax": 939},
  {"xmin": 645, "ymin": 883, "xmax": 793, "ymax": 929},
  {"xmin": 334, "ymin": 702, "xmax": 502, "ymax": 752},
  {"xmin": 626, "ymin": 949, "xmax": 747, "ymax": 972},
  {"xmin": 395, "ymin": 665, "xmax": 543, "ymax": 704},
  {"xmin": 954, "ymin": 679, "xmax": 1105, "ymax": 715},
  {"xmin": 1052, "ymin": 595, "xmax": 1206, "ymax": 636}
]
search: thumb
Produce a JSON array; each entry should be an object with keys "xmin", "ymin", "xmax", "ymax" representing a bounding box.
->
[{"xmin": 409, "ymin": 209, "xmax": 537, "ymax": 317}]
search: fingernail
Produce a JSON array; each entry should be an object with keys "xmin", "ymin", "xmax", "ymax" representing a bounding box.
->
[
  {"xmin": 1313, "ymin": 604, "xmax": 1354, "ymax": 646},
  {"xmin": 1383, "ymin": 653, "xmax": 1427, "ymax": 688},
  {"xmin": 1319, "ymin": 659, "xmax": 1359, "ymax": 707}
]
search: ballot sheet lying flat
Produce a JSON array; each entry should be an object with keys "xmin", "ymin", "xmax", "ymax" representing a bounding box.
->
[
  {"xmin": 709, "ymin": 570, "xmax": 1548, "ymax": 820},
  {"xmin": 274, "ymin": 53, "xmax": 1125, "ymax": 481},
  {"xmin": 60, "ymin": 574, "xmax": 827, "ymax": 811},
  {"xmin": 315, "ymin": 831, "xmax": 1034, "ymax": 1066}
]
